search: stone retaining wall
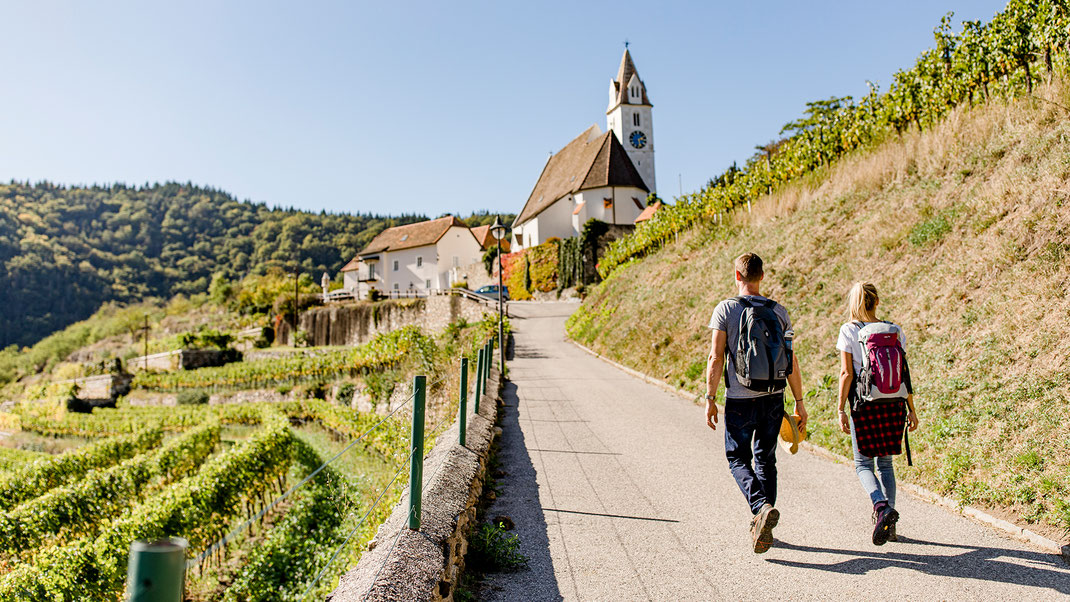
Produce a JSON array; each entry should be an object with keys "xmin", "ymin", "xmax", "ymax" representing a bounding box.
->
[
  {"xmin": 328, "ymin": 365, "xmax": 502, "ymax": 602},
  {"xmin": 127, "ymin": 349, "xmax": 237, "ymax": 372},
  {"xmin": 279, "ymin": 294, "xmax": 496, "ymax": 347}
]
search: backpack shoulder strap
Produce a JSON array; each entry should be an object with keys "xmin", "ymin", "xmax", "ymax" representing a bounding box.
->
[{"xmin": 735, "ymin": 296, "xmax": 752, "ymax": 308}]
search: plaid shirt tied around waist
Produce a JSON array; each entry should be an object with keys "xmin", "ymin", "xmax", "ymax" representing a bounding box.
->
[{"xmin": 852, "ymin": 400, "xmax": 907, "ymax": 458}]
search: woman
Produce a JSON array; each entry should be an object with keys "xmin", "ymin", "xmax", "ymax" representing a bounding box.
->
[{"xmin": 836, "ymin": 282, "xmax": 919, "ymax": 545}]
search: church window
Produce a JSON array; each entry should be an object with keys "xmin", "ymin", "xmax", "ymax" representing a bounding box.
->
[{"xmin": 633, "ymin": 113, "xmax": 640, "ymax": 127}]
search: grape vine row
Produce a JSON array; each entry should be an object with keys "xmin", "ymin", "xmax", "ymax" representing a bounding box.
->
[
  {"xmin": 0, "ymin": 429, "xmax": 162, "ymax": 511},
  {"xmin": 0, "ymin": 423, "xmax": 220, "ymax": 555}
]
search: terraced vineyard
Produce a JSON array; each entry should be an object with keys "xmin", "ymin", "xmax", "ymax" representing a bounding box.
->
[
  {"xmin": 132, "ymin": 326, "xmax": 435, "ymax": 392},
  {"xmin": 0, "ymin": 399, "xmax": 415, "ymax": 601},
  {"xmin": 0, "ymin": 315, "xmax": 500, "ymax": 600}
]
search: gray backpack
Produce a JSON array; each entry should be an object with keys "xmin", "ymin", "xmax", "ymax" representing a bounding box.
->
[{"xmin": 726, "ymin": 297, "xmax": 793, "ymax": 393}]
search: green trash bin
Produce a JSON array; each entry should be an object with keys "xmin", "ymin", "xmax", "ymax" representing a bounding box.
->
[{"xmin": 125, "ymin": 537, "xmax": 187, "ymax": 602}]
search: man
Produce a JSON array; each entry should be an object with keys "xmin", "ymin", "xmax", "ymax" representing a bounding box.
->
[{"xmin": 705, "ymin": 253, "xmax": 806, "ymax": 554}]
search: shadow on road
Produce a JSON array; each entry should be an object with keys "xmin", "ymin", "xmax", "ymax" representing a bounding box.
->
[
  {"xmin": 768, "ymin": 539, "xmax": 1070, "ymax": 595},
  {"xmin": 480, "ymin": 381, "xmax": 564, "ymax": 602}
]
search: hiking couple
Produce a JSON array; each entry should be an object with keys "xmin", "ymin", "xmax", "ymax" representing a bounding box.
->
[{"xmin": 704, "ymin": 253, "xmax": 919, "ymax": 553}]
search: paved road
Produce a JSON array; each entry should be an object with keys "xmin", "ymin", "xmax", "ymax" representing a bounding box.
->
[{"xmin": 481, "ymin": 302, "xmax": 1070, "ymax": 601}]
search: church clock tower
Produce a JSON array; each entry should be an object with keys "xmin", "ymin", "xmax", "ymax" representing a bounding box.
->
[{"xmin": 606, "ymin": 49, "xmax": 655, "ymax": 193}]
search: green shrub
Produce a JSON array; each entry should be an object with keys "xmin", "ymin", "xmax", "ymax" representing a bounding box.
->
[
  {"xmin": 176, "ymin": 390, "xmax": 210, "ymax": 405},
  {"xmin": 468, "ymin": 522, "xmax": 527, "ymax": 572},
  {"xmin": 335, "ymin": 382, "xmax": 356, "ymax": 405}
]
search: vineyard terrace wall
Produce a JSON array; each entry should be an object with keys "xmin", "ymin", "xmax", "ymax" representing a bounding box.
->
[
  {"xmin": 277, "ymin": 295, "xmax": 493, "ymax": 348},
  {"xmin": 329, "ymin": 363, "xmax": 502, "ymax": 602}
]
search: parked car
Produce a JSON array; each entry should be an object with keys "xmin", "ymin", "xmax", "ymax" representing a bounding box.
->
[{"xmin": 474, "ymin": 285, "xmax": 510, "ymax": 301}]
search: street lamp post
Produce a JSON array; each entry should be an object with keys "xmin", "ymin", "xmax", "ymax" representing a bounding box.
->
[{"xmin": 489, "ymin": 216, "xmax": 507, "ymax": 375}]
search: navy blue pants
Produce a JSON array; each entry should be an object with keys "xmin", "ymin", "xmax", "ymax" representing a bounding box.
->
[{"xmin": 724, "ymin": 394, "xmax": 784, "ymax": 514}]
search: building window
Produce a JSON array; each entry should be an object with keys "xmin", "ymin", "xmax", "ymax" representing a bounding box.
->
[
  {"xmin": 393, "ymin": 283, "xmax": 399, "ymax": 290},
  {"xmin": 369, "ymin": 264, "xmax": 376, "ymax": 279},
  {"xmin": 416, "ymin": 256, "xmax": 422, "ymax": 268},
  {"xmin": 425, "ymin": 279, "xmax": 431, "ymax": 289},
  {"xmin": 393, "ymin": 260, "xmax": 399, "ymax": 271},
  {"xmin": 633, "ymin": 113, "xmax": 640, "ymax": 127}
]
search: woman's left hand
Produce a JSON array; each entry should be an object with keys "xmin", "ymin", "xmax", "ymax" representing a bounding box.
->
[{"xmin": 907, "ymin": 410, "xmax": 919, "ymax": 432}]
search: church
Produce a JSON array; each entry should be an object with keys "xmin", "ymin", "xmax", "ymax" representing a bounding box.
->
[{"xmin": 511, "ymin": 49, "xmax": 656, "ymax": 250}]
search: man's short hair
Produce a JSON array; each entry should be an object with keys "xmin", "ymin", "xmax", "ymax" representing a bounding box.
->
[{"xmin": 734, "ymin": 253, "xmax": 764, "ymax": 283}]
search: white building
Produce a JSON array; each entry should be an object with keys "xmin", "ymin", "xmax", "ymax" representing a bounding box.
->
[
  {"xmin": 341, "ymin": 216, "xmax": 484, "ymax": 298},
  {"xmin": 512, "ymin": 49, "xmax": 655, "ymax": 250}
]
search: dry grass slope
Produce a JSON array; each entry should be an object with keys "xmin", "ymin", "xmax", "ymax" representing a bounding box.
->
[{"xmin": 568, "ymin": 82, "xmax": 1070, "ymax": 539}]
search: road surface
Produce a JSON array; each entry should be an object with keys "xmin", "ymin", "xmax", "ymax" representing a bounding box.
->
[{"xmin": 480, "ymin": 302, "xmax": 1070, "ymax": 601}]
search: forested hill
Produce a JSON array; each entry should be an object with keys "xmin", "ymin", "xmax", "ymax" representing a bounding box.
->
[{"xmin": 0, "ymin": 181, "xmax": 429, "ymax": 348}]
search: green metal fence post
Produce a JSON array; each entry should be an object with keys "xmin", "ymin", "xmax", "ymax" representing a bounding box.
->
[
  {"xmin": 482, "ymin": 342, "xmax": 488, "ymax": 389},
  {"xmin": 474, "ymin": 347, "xmax": 484, "ymax": 414},
  {"xmin": 486, "ymin": 340, "xmax": 493, "ymax": 379},
  {"xmin": 458, "ymin": 357, "xmax": 468, "ymax": 446},
  {"xmin": 125, "ymin": 537, "xmax": 187, "ymax": 602},
  {"xmin": 408, "ymin": 375, "xmax": 426, "ymax": 530}
]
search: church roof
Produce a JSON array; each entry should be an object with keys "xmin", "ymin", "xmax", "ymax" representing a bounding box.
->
[
  {"xmin": 356, "ymin": 215, "xmax": 470, "ymax": 257},
  {"xmin": 514, "ymin": 125, "xmax": 649, "ymax": 228},
  {"xmin": 607, "ymin": 49, "xmax": 651, "ymax": 111}
]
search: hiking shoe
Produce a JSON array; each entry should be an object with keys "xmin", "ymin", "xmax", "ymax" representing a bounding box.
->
[
  {"xmin": 750, "ymin": 503, "xmax": 780, "ymax": 554},
  {"xmin": 887, "ymin": 523, "xmax": 897, "ymax": 542},
  {"xmin": 873, "ymin": 503, "xmax": 899, "ymax": 546}
]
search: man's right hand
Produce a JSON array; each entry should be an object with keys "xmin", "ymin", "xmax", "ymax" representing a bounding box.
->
[{"xmin": 705, "ymin": 398, "xmax": 719, "ymax": 430}]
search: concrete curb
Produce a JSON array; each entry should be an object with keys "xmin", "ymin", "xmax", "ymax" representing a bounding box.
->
[
  {"xmin": 569, "ymin": 339, "xmax": 1070, "ymax": 562},
  {"xmin": 328, "ymin": 366, "xmax": 503, "ymax": 601}
]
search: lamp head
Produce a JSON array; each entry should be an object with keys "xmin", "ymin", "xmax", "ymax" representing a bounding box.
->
[{"xmin": 489, "ymin": 215, "xmax": 506, "ymax": 240}]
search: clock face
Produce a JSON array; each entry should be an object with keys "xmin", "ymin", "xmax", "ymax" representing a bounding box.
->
[{"xmin": 629, "ymin": 130, "xmax": 647, "ymax": 149}]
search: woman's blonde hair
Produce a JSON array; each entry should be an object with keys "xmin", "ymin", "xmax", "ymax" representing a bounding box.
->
[{"xmin": 848, "ymin": 281, "xmax": 880, "ymax": 322}]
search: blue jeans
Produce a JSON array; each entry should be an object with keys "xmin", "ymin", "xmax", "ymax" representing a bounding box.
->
[
  {"xmin": 850, "ymin": 418, "xmax": 896, "ymax": 507},
  {"xmin": 724, "ymin": 394, "xmax": 784, "ymax": 514}
]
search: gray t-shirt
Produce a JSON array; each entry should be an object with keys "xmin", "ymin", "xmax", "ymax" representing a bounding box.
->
[{"xmin": 708, "ymin": 295, "xmax": 793, "ymax": 399}]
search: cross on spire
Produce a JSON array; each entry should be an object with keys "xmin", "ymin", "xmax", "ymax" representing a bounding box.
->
[{"xmin": 624, "ymin": 39, "xmax": 630, "ymax": 49}]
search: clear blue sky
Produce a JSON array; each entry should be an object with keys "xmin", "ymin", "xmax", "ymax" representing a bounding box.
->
[{"xmin": 0, "ymin": 0, "xmax": 1007, "ymax": 217}]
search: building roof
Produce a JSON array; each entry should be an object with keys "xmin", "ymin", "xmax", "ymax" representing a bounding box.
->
[
  {"xmin": 607, "ymin": 49, "xmax": 651, "ymax": 112},
  {"xmin": 341, "ymin": 257, "xmax": 361, "ymax": 272},
  {"xmin": 471, "ymin": 224, "xmax": 511, "ymax": 252},
  {"xmin": 514, "ymin": 126, "xmax": 649, "ymax": 227},
  {"xmin": 634, "ymin": 200, "xmax": 662, "ymax": 224},
  {"xmin": 358, "ymin": 215, "xmax": 469, "ymax": 257}
]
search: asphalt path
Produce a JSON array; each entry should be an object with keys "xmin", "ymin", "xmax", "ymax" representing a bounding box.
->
[{"xmin": 480, "ymin": 302, "xmax": 1070, "ymax": 601}]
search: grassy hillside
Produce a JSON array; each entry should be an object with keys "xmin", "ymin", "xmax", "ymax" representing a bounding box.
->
[{"xmin": 568, "ymin": 84, "xmax": 1070, "ymax": 536}]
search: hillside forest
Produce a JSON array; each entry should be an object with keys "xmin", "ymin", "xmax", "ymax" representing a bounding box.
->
[{"xmin": 0, "ymin": 181, "xmax": 510, "ymax": 349}]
